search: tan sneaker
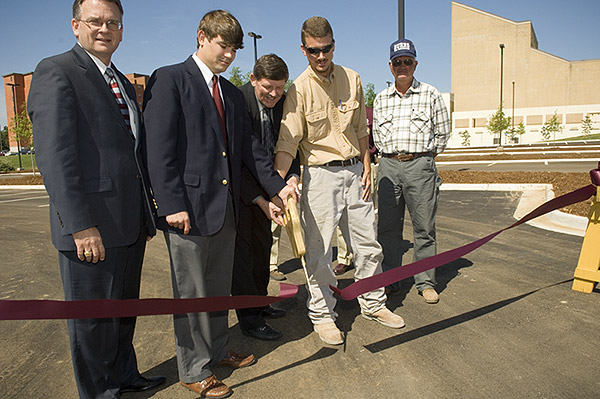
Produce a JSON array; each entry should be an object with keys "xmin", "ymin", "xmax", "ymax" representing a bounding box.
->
[
  {"xmin": 362, "ymin": 308, "xmax": 406, "ymax": 329},
  {"xmin": 313, "ymin": 322, "xmax": 343, "ymax": 345},
  {"xmin": 421, "ymin": 288, "xmax": 439, "ymax": 304},
  {"xmin": 270, "ymin": 270, "xmax": 287, "ymax": 281}
]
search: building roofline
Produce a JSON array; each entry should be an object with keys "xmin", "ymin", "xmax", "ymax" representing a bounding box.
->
[{"xmin": 452, "ymin": 1, "xmax": 533, "ymax": 26}]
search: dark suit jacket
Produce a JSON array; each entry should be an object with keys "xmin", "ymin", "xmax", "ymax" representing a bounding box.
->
[
  {"xmin": 238, "ymin": 82, "xmax": 301, "ymax": 206},
  {"xmin": 142, "ymin": 56, "xmax": 286, "ymax": 236},
  {"xmin": 28, "ymin": 44, "xmax": 156, "ymax": 251}
]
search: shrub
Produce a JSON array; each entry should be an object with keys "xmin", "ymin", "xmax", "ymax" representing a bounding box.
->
[{"xmin": 0, "ymin": 160, "xmax": 15, "ymax": 172}]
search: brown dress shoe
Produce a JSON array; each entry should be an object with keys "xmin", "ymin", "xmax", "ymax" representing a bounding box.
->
[
  {"xmin": 333, "ymin": 262, "xmax": 353, "ymax": 275},
  {"xmin": 181, "ymin": 376, "xmax": 231, "ymax": 398},
  {"xmin": 218, "ymin": 350, "xmax": 256, "ymax": 368}
]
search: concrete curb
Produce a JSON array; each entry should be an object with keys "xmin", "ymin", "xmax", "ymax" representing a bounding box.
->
[
  {"xmin": 441, "ymin": 183, "xmax": 587, "ymax": 237},
  {"xmin": 1, "ymin": 184, "xmax": 588, "ymax": 237},
  {"xmin": 0, "ymin": 185, "xmax": 46, "ymax": 190}
]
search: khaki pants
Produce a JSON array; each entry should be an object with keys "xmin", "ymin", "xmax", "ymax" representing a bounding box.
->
[{"xmin": 301, "ymin": 162, "xmax": 387, "ymax": 324}]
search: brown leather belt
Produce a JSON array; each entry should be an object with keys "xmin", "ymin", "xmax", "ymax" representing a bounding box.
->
[{"xmin": 381, "ymin": 152, "xmax": 431, "ymax": 162}]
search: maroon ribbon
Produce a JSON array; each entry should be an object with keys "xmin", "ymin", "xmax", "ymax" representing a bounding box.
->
[
  {"xmin": 331, "ymin": 184, "xmax": 596, "ymax": 301},
  {"xmin": 0, "ymin": 283, "xmax": 298, "ymax": 320},
  {"xmin": 0, "ymin": 182, "xmax": 596, "ymax": 321}
]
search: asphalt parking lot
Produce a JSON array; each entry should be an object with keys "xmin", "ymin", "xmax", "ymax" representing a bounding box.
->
[{"xmin": 1, "ymin": 187, "xmax": 599, "ymax": 398}]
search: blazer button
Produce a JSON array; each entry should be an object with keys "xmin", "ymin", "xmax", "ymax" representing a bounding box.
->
[
  {"xmin": 222, "ymin": 179, "xmax": 228, "ymax": 185},
  {"xmin": 222, "ymin": 151, "xmax": 227, "ymax": 157}
]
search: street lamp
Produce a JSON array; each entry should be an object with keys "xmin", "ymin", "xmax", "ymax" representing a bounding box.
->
[
  {"xmin": 398, "ymin": 0, "xmax": 405, "ymax": 40},
  {"xmin": 511, "ymin": 80, "xmax": 515, "ymax": 132},
  {"xmin": 6, "ymin": 82, "xmax": 23, "ymax": 170},
  {"xmin": 248, "ymin": 32, "xmax": 262, "ymax": 63},
  {"xmin": 499, "ymin": 43, "xmax": 505, "ymax": 147}
]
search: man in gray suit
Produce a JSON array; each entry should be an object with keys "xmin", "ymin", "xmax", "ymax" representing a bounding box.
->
[{"xmin": 28, "ymin": 0, "xmax": 164, "ymax": 397}]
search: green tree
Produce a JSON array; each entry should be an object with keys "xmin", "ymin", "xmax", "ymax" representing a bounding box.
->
[
  {"xmin": 458, "ymin": 130, "xmax": 470, "ymax": 146},
  {"xmin": 10, "ymin": 108, "xmax": 33, "ymax": 148},
  {"xmin": 540, "ymin": 111, "xmax": 562, "ymax": 141},
  {"xmin": 1, "ymin": 125, "xmax": 8, "ymax": 151},
  {"xmin": 486, "ymin": 105, "xmax": 510, "ymax": 145},
  {"xmin": 506, "ymin": 121, "xmax": 526, "ymax": 143},
  {"xmin": 581, "ymin": 115, "xmax": 592, "ymax": 135},
  {"xmin": 364, "ymin": 83, "xmax": 376, "ymax": 108},
  {"xmin": 9, "ymin": 107, "xmax": 35, "ymax": 172},
  {"xmin": 228, "ymin": 66, "xmax": 249, "ymax": 87},
  {"xmin": 285, "ymin": 79, "xmax": 293, "ymax": 91}
]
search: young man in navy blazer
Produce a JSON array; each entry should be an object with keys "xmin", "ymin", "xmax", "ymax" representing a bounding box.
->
[
  {"xmin": 142, "ymin": 10, "xmax": 296, "ymax": 398},
  {"xmin": 28, "ymin": 0, "xmax": 164, "ymax": 397}
]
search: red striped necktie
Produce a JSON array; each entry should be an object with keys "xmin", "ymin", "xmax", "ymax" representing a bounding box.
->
[{"xmin": 105, "ymin": 67, "xmax": 133, "ymax": 136}]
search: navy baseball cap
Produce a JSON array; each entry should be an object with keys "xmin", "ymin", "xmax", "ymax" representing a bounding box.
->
[{"xmin": 389, "ymin": 39, "xmax": 417, "ymax": 60}]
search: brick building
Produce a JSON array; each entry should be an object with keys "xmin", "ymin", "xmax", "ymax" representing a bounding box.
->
[{"xmin": 3, "ymin": 72, "xmax": 148, "ymax": 153}]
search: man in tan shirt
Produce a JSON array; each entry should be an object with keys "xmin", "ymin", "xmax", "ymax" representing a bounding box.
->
[{"xmin": 274, "ymin": 16, "xmax": 405, "ymax": 345}]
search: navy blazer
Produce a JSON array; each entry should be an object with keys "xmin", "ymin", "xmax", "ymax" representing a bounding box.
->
[
  {"xmin": 238, "ymin": 82, "xmax": 301, "ymax": 205},
  {"xmin": 28, "ymin": 44, "xmax": 156, "ymax": 251},
  {"xmin": 142, "ymin": 56, "xmax": 286, "ymax": 236}
]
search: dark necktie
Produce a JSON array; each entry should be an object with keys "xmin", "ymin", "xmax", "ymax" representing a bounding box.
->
[
  {"xmin": 105, "ymin": 67, "xmax": 132, "ymax": 136},
  {"xmin": 212, "ymin": 75, "xmax": 232, "ymax": 188},
  {"xmin": 212, "ymin": 75, "xmax": 228, "ymax": 145},
  {"xmin": 261, "ymin": 107, "xmax": 275, "ymax": 159}
]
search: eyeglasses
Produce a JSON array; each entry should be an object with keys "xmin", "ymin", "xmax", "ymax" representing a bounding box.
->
[
  {"xmin": 391, "ymin": 58, "xmax": 415, "ymax": 67},
  {"xmin": 305, "ymin": 43, "xmax": 334, "ymax": 55},
  {"xmin": 80, "ymin": 18, "xmax": 122, "ymax": 31}
]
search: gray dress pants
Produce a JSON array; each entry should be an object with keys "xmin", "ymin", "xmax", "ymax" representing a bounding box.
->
[
  {"xmin": 377, "ymin": 155, "xmax": 442, "ymax": 292},
  {"xmin": 164, "ymin": 195, "xmax": 236, "ymax": 383}
]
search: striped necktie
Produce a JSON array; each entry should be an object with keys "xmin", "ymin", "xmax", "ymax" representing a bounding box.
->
[
  {"xmin": 105, "ymin": 67, "xmax": 132, "ymax": 135},
  {"xmin": 261, "ymin": 107, "xmax": 275, "ymax": 159}
]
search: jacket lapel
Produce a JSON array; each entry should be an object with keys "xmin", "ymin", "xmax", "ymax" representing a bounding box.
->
[
  {"xmin": 183, "ymin": 57, "xmax": 226, "ymax": 149},
  {"xmin": 71, "ymin": 45, "xmax": 132, "ymax": 137}
]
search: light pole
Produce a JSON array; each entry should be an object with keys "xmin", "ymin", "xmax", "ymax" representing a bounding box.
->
[
  {"xmin": 248, "ymin": 32, "xmax": 262, "ymax": 63},
  {"xmin": 6, "ymin": 82, "xmax": 23, "ymax": 170},
  {"xmin": 398, "ymin": 0, "xmax": 405, "ymax": 39},
  {"xmin": 499, "ymin": 43, "xmax": 505, "ymax": 147},
  {"xmin": 511, "ymin": 80, "xmax": 515, "ymax": 135}
]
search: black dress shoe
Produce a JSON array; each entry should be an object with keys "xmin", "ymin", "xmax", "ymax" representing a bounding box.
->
[
  {"xmin": 120, "ymin": 375, "xmax": 166, "ymax": 393},
  {"xmin": 261, "ymin": 306, "xmax": 286, "ymax": 319},
  {"xmin": 242, "ymin": 324, "xmax": 283, "ymax": 341}
]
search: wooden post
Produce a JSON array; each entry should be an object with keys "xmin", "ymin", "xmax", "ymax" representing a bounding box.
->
[
  {"xmin": 284, "ymin": 196, "xmax": 305, "ymax": 258},
  {"xmin": 572, "ymin": 178, "xmax": 600, "ymax": 293}
]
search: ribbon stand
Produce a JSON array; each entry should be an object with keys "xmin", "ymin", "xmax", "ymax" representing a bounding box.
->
[{"xmin": 572, "ymin": 161, "xmax": 600, "ymax": 293}]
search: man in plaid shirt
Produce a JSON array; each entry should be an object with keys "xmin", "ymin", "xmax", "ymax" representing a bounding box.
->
[{"xmin": 372, "ymin": 38, "xmax": 450, "ymax": 304}]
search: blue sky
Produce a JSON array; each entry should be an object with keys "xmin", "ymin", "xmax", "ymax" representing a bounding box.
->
[{"xmin": 1, "ymin": 0, "xmax": 599, "ymax": 128}]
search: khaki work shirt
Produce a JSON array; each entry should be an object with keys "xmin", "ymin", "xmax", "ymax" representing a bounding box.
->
[{"xmin": 276, "ymin": 64, "xmax": 368, "ymax": 166}]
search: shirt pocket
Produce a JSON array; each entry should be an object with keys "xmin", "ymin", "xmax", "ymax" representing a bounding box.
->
[
  {"xmin": 339, "ymin": 100, "xmax": 359, "ymax": 132},
  {"xmin": 410, "ymin": 110, "xmax": 432, "ymax": 136},
  {"xmin": 377, "ymin": 113, "xmax": 394, "ymax": 139},
  {"xmin": 306, "ymin": 110, "xmax": 329, "ymax": 141}
]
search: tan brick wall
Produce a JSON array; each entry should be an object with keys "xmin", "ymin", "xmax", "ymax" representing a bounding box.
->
[
  {"xmin": 527, "ymin": 115, "xmax": 543, "ymax": 125},
  {"xmin": 451, "ymin": 2, "xmax": 600, "ymax": 113},
  {"xmin": 565, "ymin": 113, "xmax": 583, "ymax": 124}
]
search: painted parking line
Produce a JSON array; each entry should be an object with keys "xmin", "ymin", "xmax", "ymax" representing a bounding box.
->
[{"xmin": 0, "ymin": 195, "xmax": 49, "ymax": 204}]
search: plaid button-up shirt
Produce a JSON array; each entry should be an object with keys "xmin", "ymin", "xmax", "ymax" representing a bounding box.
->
[{"xmin": 372, "ymin": 78, "xmax": 450, "ymax": 155}]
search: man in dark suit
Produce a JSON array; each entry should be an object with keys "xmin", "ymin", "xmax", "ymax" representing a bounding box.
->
[
  {"xmin": 142, "ymin": 10, "xmax": 296, "ymax": 398},
  {"xmin": 27, "ymin": 1, "xmax": 164, "ymax": 398},
  {"xmin": 232, "ymin": 54, "xmax": 301, "ymax": 341}
]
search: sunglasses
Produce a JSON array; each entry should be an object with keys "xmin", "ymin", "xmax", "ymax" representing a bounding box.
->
[
  {"xmin": 391, "ymin": 58, "xmax": 415, "ymax": 67},
  {"xmin": 305, "ymin": 43, "xmax": 334, "ymax": 55}
]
